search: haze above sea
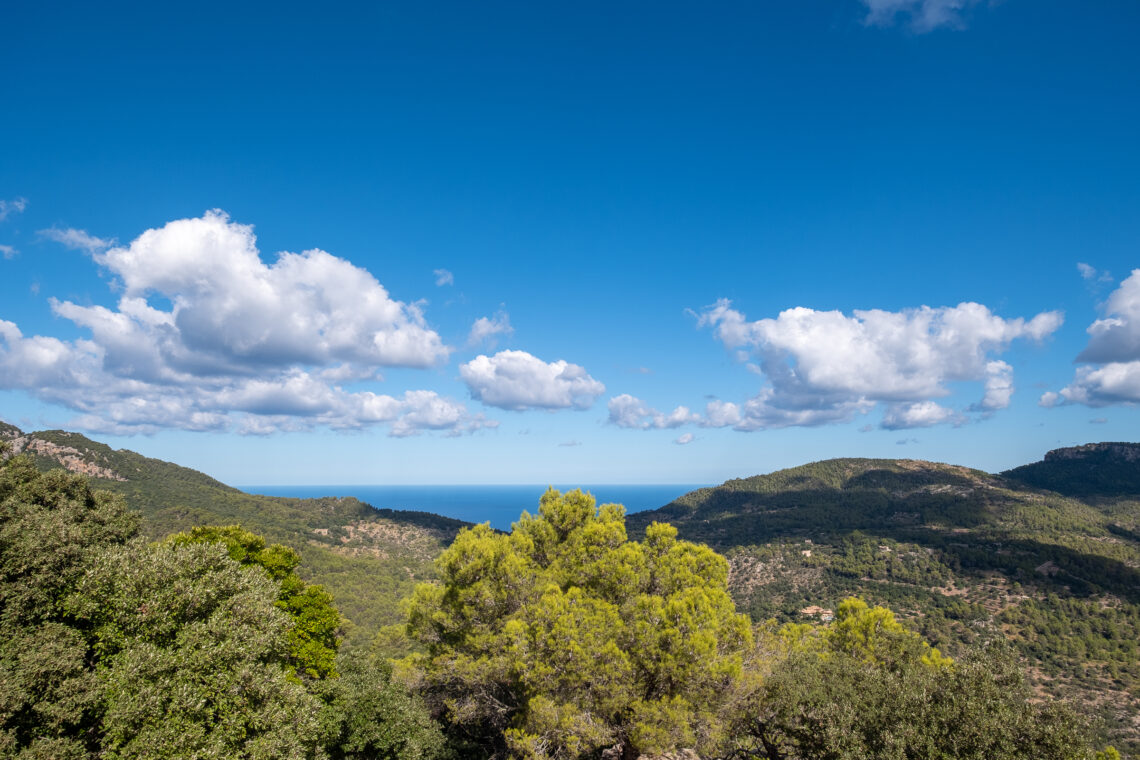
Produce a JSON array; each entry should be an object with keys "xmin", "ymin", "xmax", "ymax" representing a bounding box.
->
[{"xmin": 238, "ymin": 484, "xmax": 707, "ymax": 531}]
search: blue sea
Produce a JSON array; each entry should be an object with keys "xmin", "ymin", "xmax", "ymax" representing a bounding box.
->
[{"xmin": 237, "ymin": 484, "xmax": 705, "ymax": 531}]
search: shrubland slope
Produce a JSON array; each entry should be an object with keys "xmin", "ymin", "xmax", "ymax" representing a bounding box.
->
[{"xmin": 629, "ymin": 451, "xmax": 1140, "ymax": 751}]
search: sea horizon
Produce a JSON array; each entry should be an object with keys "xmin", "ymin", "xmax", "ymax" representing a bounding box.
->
[{"xmin": 238, "ymin": 483, "xmax": 708, "ymax": 531}]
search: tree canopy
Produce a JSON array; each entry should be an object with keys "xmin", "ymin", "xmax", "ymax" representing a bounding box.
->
[
  {"xmin": 1, "ymin": 455, "xmax": 139, "ymax": 757},
  {"xmin": 166, "ymin": 525, "xmax": 341, "ymax": 679},
  {"xmin": 732, "ymin": 599, "xmax": 1091, "ymax": 760},
  {"xmin": 406, "ymin": 488, "xmax": 753, "ymax": 759}
]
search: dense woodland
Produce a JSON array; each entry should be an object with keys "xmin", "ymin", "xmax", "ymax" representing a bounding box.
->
[
  {"xmin": 0, "ymin": 424, "xmax": 465, "ymax": 647},
  {"xmin": 0, "ymin": 424, "xmax": 1136, "ymax": 758}
]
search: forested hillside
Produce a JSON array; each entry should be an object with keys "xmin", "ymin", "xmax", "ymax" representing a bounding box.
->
[
  {"xmin": 629, "ymin": 453, "xmax": 1140, "ymax": 753},
  {"xmin": 4, "ymin": 455, "xmax": 1100, "ymax": 759},
  {"xmin": 1, "ymin": 424, "xmax": 468, "ymax": 644}
]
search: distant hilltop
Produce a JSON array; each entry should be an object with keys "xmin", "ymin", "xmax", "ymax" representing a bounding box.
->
[
  {"xmin": 1043, "ymin": 441, "xmax": 1140, "ymax": 463},
  {"xmin": 1005, "ymin": 441, "xmax": 1140, "ymax": 498}
]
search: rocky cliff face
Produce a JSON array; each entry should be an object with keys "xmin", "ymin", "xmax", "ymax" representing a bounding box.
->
[
  {"xmin": 1044, "ymin": 442, "xmax": 1140, "ymax": 463},
  {"xmin": 3, "ymin": 430, "xmax": 127, "ymax": 481}
]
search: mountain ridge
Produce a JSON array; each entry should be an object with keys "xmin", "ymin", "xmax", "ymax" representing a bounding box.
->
[{"xmin": 1004, "ymin": 442, "xmax": 1140, "ymax": 498}]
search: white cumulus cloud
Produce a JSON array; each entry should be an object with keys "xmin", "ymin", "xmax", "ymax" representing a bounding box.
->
[
  {"xmin": 881, "ymin": 401, "xmax": 960, "ymax": 430},
  {"xmin": 607, "ymin": 394, "xmax": 699, "ymax": 429},
  {"xmin": 972, "ymin": 360, "xmax": 1014, "ymax": 412},
  {"xmin": 1043, "ymin": 363, "xmax": 1140, "ymax": 408},
  {"xmin": 386, "ymin": 390, "xmax": 498, "ymax": 438},
  {"xmin": 0, "ymin": 320, "xmax": 101, "ymax": 391},
  {"xmin": 434, "ymin": 268, "xmax": 454, "ymax": 286},
  {"xmin": 0, "ymin": 245, "xmax": 16, "ymax": 259},
  {"xmin": 675, "ymin": 432, "xmax": 695, "ymax": 445},
  {"xmin": 1075, "ymin": 269, "xmax": 1140, "ymax": 365},
  {"xmin": 73, "ymin": 210, "xmax": 451, "ymax": 371},
  {"xmin": 1046, "ymin": 270, "xmax": 1140, "ymax": 408},
  {"xmin": 702, "ymin": 400, "xmax": 742, "ymax": 428},
  {"xmin": 697, "ymin": 299, "xmax": 1061, "ymax": 430},
  {"xmin": 0, "ymin": 210, "xmax": 494, "ymax": 437},
  {"xmin": 860, "ymin": 0, "xmax": 983, "ymax": 32},
  {"xmin": 460, "ymin": 350, "xmax": 604, "ymax": 411}
]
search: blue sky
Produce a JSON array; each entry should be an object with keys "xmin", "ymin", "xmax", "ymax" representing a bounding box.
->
[{"xmin": 1, "ymin": 0, "xmax": 1138, "ymax": 485}]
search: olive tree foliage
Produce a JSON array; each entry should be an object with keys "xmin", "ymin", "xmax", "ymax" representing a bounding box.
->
[
  {"xmin": 166, "ymin": 525, "xmax": 341, "ymax": 680},
  {"xmin": 315, "ymin": 651, "xmax": 450, "ymax": 760},
  {"xmin": 158, "ymin": 527, "xmax": 451, "ymax": 759},
  {"xmin": 74, "ymin": 540, "xmax": 327, "ymax": 759},
  {"xmin": 405, "ymin": 488, "xmax": 752, "ymax": 760},
  {"xmin": 0, "ymin": 453, "xmax": 139, "ymax": 757},
  {"xmin": 727, "ymin": 598, "xmax": 1093, "ymax": 760}
]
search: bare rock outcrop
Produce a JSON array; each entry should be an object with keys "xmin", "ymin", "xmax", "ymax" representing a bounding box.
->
[{"xmin": 6, "ymin": 436, "xmax": 127, "ymax": 481}]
